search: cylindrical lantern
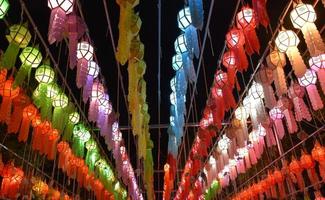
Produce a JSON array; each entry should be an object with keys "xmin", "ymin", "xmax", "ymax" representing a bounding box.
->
[
  {"xmin": 266, "ymin": 49, "xmax": 288, "ymax": 97},
  {"xmin": 275, "ymin": 29, "xmax": 307, "ymax": 78},
  {"xmin": 83, "ymin": 61, "xmax": 99, "ymax": 103},
  {"xmin": 2, "ymin": 24, "xmax": 31, "ymax": 69},
  {"xmin": 290, "ymin": 3, "xmax": 325, "ymax": 56},
  {"xmin": 18, "ymin": 104, "xmax": 37, "ymax": 142},
  {"xmin": 277, "ymin": 96, "xmax": 298, "ymax": 134},
  {"xmin": 226, "ymin": 28, "xmax": 248, "ymax": 71},
  {"xmin": 214, "ymin": 71, "xmax": 236, "ymax": 110},
  {"xmin": 236, "ymin": 6, "xmax": 260, "ymax": 55},
  {"xmin": 0, "ymin": 79, "xmax": 20, "ymax": 123},
  {"xmin": 298, "ymin": 69, "xmax": 323, "ymax": 110},
  {"xmin": 288, "ymin": 82, "xmax": 312, "ymax": 122},
  {"xmin": 76, "ymin": 41, "xmax": 94, "ymax": 88},
  {"xmin": 47, "ymin": 0, "xmax": 74, "ymax": 44},
  {"xmin": 0, "ymin": 0, "xmax": 9, "ymax": 19},
  {"xmin": 269, "ymin": 107, "xmax": 285, "ymax": 139}
]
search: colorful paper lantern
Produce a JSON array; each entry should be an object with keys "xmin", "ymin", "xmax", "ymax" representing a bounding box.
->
[
  {"xmin": 72, "ymin": 123, "xmax": 90, "ymax": 157},
  {"xmin": 1, "ymin": 24, "xmax": 31, "ymax": 69},
  {"xmin": 88, "ymin": 81, "xmax": 104, "ymax": 122},
  {"xmin": 85, "ymin": 138, "xmax": 99, "ymax": 172},
  {"xmin": 47, "ymin": 0, "xmax": 74, "ymax": 44},
  {"xmin": 290, "ymin": 3, "xmax": 325, "ymax": 56},
  {"xmin": 52, "ymin": 92, "xmax": 68, "ymax": 131},
  {"xmin": 226, "ymin": 28, "xmax": 248, "ymax": 71},
  {"xmin": 172, "ymin": 54, "xmax": 183, "ymax": 71},
  {"xmin": 222, "ymin": 50, "xmax": 238, "ymax": 87},
  {"xmin": 0, "ymin": 0, "xmax": 9, "ymax": 19},
  {"xmin": 298, "ymin": 69, "xmax": 323, "ymax": 110},
  {"xmin": 309, "ymin": 54, "xmax": 325, "ymax": 94},
  {"xmin": 289, "ymin": 157, "xmax": 305, "ymax": 190},
  {"xmin": 63, "ymin": 111, "xmax": 79, "ymax": 141},
  {"xmin": 288, "ymin": 82, "xmax": 312, "ymax": 122},
  {"xmin": 18, "ymin": 104, "xmax": 37, "ymax": 142},
  {"xmin": 312, "ymin": 141, "xmax": 325, "ymax": 180},
  {"xmin": 275, "ymin": 29, "xmax": 307, "ymax": 78},
  {"xmin": 0, "ymin": 79, "xmax": 20, "ymax": 123},
  {"xmin": 82, "ymin": 60, "xmax": 99, "ymax": 103},
  {"xmin": 76, "ymin": 41, "xmax": 94, "ymax": 88},
  {"xmin": 14, "ymin": 46, "xmax": 42, "ymax": 87},
  {"xmin": 236, "ymin": 6, "xmax": 260, "ymax": 55},
  {"xmin": 269, "ymin": 107, "xmax": 285, "ymax": 139},
  {"xmin": 256, "ymin": 65, "xmax": 277, "ymax": 109}
]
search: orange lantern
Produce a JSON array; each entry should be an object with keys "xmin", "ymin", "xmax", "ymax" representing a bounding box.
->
[
  {"xmin": 46, "ymin": 129, "xmax": 60, "ymax": 160},
  {"xmin": 312, "ymin": 141, "xmax": 325, "ymax": 181},
  {"xmin": 38, "ymin": 121, "xmax": 52, "ymax": 154},
  {"xmin": 32, "ymin": 179, "xmax": 49, "ymax": 198},
  {"xmin": 300, "ymin": 150, "xmax": 320, "ymax": 189},
  {"xmin": 266, "ymin": 171, "xmax": 277, "ymax": 198},
  {"xmin": 7, "ymin": 92, "xmax": 30, "ymax": 134},
  {"xmin": 273, "ymin": 168, "xmax": 286, "ymax": 198},
  {"xmin": 289, "ymin": 157, "xmax": 305, "ymax": 191},
  {"xmin": 31, "ymin": 115, "xmax": 42, "ymax": 150},
  {"xmin": 0, "ymin": 79, "xmax": 20, "ymax": 123},
  {"xmin": 18, "ymin": 104, "xmax": 37, "ymax": 142},
  {"xmin": 0, "ymin": 164, "xmax": 24, "ymax": 199}
]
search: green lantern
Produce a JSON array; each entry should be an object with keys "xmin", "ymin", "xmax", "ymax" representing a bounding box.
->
[
  {"xmin": 0, "ymin": 0, "xmax": 9, "ymax": 19},
  {"xmin": 2, "ymin": 23, "xmax": 31, "ymax": 69},
  {"xmin": 52, "ymin": 92, "xmax": 68, "ymax": 131},
  {"xmin": 14, "ymin": 46, "xmax": 42, "ymax": 87},
  {"xmin": 95, "ymin": 158, "xmax": 115, "ymax": 191},
  {"xmin": 72, "ymin": 123, "xmax": 90, "ymax": 157},
  {"xmin": 63, "ymin": 111, "xmax": 80, "ymax": 141}
]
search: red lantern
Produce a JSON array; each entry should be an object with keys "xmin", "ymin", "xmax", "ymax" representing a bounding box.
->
[
  {"xmin": 7, "ymin": 92, "xmax": 30, "ymax": 133},
  {"xmin": 214, "ymin": 71, "xmax": 236, "ymax": 110},
  {"xmin": 312, "ymin": 141, "xmax": 325, "ymax": 181},
  {"xmin": 273, "ymin": 169, "xmax": 286, "ymax": 199},
  {"xmin": 289, "ymin": 157, "xmax": 305, "ymax": 191},
  {"xmin": 236, "ymin": 6, "xmax": 260, "ymax": 55},
  {"xmin": 252, "ymin": 0, "xmax": 269, "ymax": 28},
  {"xmin": 222, "ymin": 50, "xmax": 239, "ymax": 88},
  {"xmin": 18, "ymin": 104, "xmax": 37, "ymax": 142},
  {"xmin": 226, "ymin": 28, "xmax": 248, "ymax": 71},
  {"xmin": 0, "ymin": 79, "xmax": 20, "ymax": 123},
  {"xmin": 300, "ymin": 150, "xmax": 320, "ymax": 188}
]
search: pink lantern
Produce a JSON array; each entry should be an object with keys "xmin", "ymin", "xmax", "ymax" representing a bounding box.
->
[
  {"xmin": 298, "ymin": 69, "xmax": 323, "ymax": 111},
  {"xmin": 47, "ymin": 0, "xmax": 74, "ymax": 44},
  {"xmin": 76, "ymin": 41, "xmax": 94, "ymax": 88},
  {"xmin": 309, "ymin": 54, "xmax": 325, "ymax": 94},
  {"xmin": 88, "ymin": 81, "xmax": 104, "ymax": 122},
  {"xmin": 236, "ymin": 6, "xmax": 260, "ymax": 55},
  {"xmin": 277, "ymin": 97, "xmax": 298, "ymax": 134},
  {"xmin": 82, "ymin": 61, "xmax": 99, "ymax": 103},
  {"xmin": 256, "ymin": 65, "xmax": 277, "ymax": 109},
  {"xmin": 226, "ymin": 28, "xmax": 248, "ymax": 71},
  {"xmin": 288, "ymin": 82, "xmax": 312, "ymax": 122},
  {"xmin": 269, "ymin": 107, "xmax": 285, "ymax": 139}
]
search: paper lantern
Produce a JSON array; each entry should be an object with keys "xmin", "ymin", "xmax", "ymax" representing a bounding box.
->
[
  {"xmin": 269, "ymin": 107, "xmax": 285, "ymax": 139},
  {"xmin": 47, "ymin": 0, "xmax": 74, "ymax": 44},
  {"xmin": 275, "ymin": 29, "xmax": 307, "ymax": 78},
  {"xmin": 266, "ymin": 49, "xmax": 288, "ymax": 97},
  {"xmin": 256, "ymin": 65, "xmax": 277, "ymax": 109},
  {"xmin": 290, "ymin": 3, "xmax": 325, "ymax": 56},
  {"xmin": 63, "ymin": 111, "xmax": 79, "ymax": 141},
  {"xmin": 14, "ymin": 46, "xmax": 42, "ymax": 87},
  {"xmin": 7, "ymin": 91, "xmax": 29, "ymax": 134},
  {"xmin": 88, "ymin": 81, "xmax": 105, "ymax": 122},
  {"xmin": 236, "ymin": 6, "xmax": 260, "ymax": 55},
  {"xmin": 289, "ymin": 157, "xmax": 305, "ymax": 190},
  {"xmin": 18, "ymin": 104, "xmax": 37, "ymax": 142},
  {"xmin": 252, "ymin": 0, "xmax": 269, "ymax": 28},
  {"xmin": 175, "ymin": 34, "xmax": 188, "ymax": 54},
  {"xmin": 72, "ymin": 123, "xmax": 90, "ymax": 157},
  {"xmin": 96, "ymin": 93, "xmax": 109, "ymax": 131},
  {"xmin": 35, "ymin": 63, "xmax": 55, "ymax": 84},
  {"xmin": 177, "ymin": 7, "xmax": 199, "ymax": 58},
  {"xmin": 172, "ymin": 54, "xmax": 183, "ymax": 71},
  {"xmin": 300, "ymin": 150, "xmax": 320, "ymax": 188},
  {"xmin": 2, "ymin": 24, "xmax": 31, "ymax": 69},
  {"xmin": 218, "ymin": 135, "xmax": 230, "ymax": 153},
  {"xmin": 273, "ymin": 169, "xmax": 286, "ymax": 199},
  {"xmin": 234, "ymin": 106, "xmax": 249, "ymax": 145},
  {"xmin": 83, "ymin": 61, "xmax": 99, "ymax": 103},
  {"xmin": 76, "ymin": 41, "xmax": 94, "ymax": 88},
  {"xmin": 52, "ymin": 92, "xmax": 68, "ymax": 131},
  {"xmin": 214, "ymin": 71, "xmax": 236, "ymax": 110},
  {"xmin": 0, "ymin": 0, "xmax": 9, "ymax": 19},
  {"xmin": 66, "ymin": 14, "xmax": 86, "ymax": 69},
  {"xmin": 32, "ymin": 179, "xmax": 49, "ymax": 197},
  {"xmin": 312, "ymin": 141, "xmax": 325, "ymax": 180},
  {"xmin": 0, "ymin": 79, "xmax": 20, "ymax": 123},
  {"xmin": 298, "ymin": 69, "xmax": 323, "ymax": 110},
  {"xmin": 309, "ymin": 54, "xmax": 325, "ymax": 94},
  {"xmin": 226, "ymin": 28, "xmax": 248, "ymax": 71},
  {"xmin": 277, "ymin": 96, "xmax": 298, "ymax": 134},
  {"xmin": 85, "ymin": 139, "xmax": 99, "ymax": 172},
  {"xmin": 249, "ymin": 130, "xmax": 262, "ymax": 160},
  {"xmin": 288, "ymin": 82, "xmax": 312, "ymax": 122},
  {"xmin": 222, "ymin": 50, "xmax": 237, "ymax": 87}
]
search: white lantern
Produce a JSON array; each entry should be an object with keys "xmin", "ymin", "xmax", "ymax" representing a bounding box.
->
[
  {"xmin": 48, "ymin": 0, "xmax": 74, "ymax": 14},
  {"xmin": 298, "ymin": 69, "xmax": 317, "ymax": 86},
  {"xmin": 218, "ymin": 135, "xmax": 230, "ymax": 152},
  {"xmin": 249, "ymin": 81, "xmax": 264, "ymax": 100},
  {"xmin": 275, "ymin": 30, "xmax": 300, "ymax": 53},
  {"xmin": 290, "ymin": 3, "xmax": 316, "ymax": 29},
  {"xmin": 177, "ymin": 7, "xmax": 192, "ymax": 31},
  {"xmin": 172, "ymin": 54, "xmax": 183, "ymax": 71},
  {"xmin": 170, "ymin": 92, "xmax": 177, "ymax": 105},
  {"xmin": 170, "ymin": 77, "xmax": 176, "ymax": 92},
  {"xmin": 235, "ymin": 106, "xmax": 248, "ymax": 120},
  {"xmin": 77, "ymin": 41, "xmax": 94, "ymax": 61},
  {"xmin": 174, "ymin": 34, "xmax": 188, "ymax": 54}
]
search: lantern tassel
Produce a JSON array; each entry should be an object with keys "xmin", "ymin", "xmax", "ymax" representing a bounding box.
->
[
  {"xmin": 14, "ymin": 65, "xmax": 31, "ymax": 87},
  {"xmin": 182, "ymin": 53, "xmax": 196, "ymax": 83},
  {"xmin": 252, "ymin": 0, "xmax": 269, "ymax": 28},
  {"xmin": 0, "ymin": 97, "xmax": 12, "ymax": 123},
  {"xmin": 82, "ymin": 76, "xmax": 93, "ymax": 103},
  {"xmin": 88, "ymin": 100, "xmax": 99, "ymax": 122},
  {"xmin": 188, "ymin": 0, "xmax": 204, "ymax": 30},
  {"xmin": 52, "ymin": 107, "xmax": 65, "ymax": 132},
  {"xmin": 244, "ymin": 29, "xmax": 260, "ymax": 55},
  {"xmin": 306, "ymin": 85, "xmax": 324, "ymax": 111},
  {"xmin": 292, "ymin": 97, "xmax": 312, "ymax": 122},
  {"xmin": 301, "ymin": 23, "xmax": 325, "ymax": 56},
  {"xmin": 48, "ymin": 8, "xmax": 66, "ymax": 44},
  {"xmin": 7, "ymin": 95, "xmax": 27, "ymax": 134},
  {"xmin": 76, "ymin": 59, "xmax": 88, "ymax": 88},
  {"xmin": 273, "ymin": 120, "xmax": 285, "ymax": 140},
  {"xmin": 287, "ymin": 47, "xmax": 307, "ymax": 78},
  {"xmin": 68, "ymin": 33, "xmax": 78, "ymax": 69},
  {"xmin": 282, "ymin": 109, "xmax": 298, "ymax": 134},
  {"xmin": 263, "ymin": 85, "xmax": 277, "ymax": 109},
  {"xmin": 63, "ymin": 122, "xmax": 74, "ymax": 141},
  {"xmin": 249, "ymin": 147, "xmax": 257, "ymax": 165},
  {"xmin": 234, "ymin": 47, "xmax": 248, "ymax": 71},
  {"xmin": 185, "ymin": 26, "xmax": 200, "ymax": 58},
  {"xmin": 18, "ymin": 117, "xmax": 31, "ymax": 143},
  {"xmin": 273, "ymin": 67, "xmax": 288, "ymax": 97},
  {"xmin": 316, "ymin": 69, "xmax": 325, "ymax": 95},
  {"xmin": 1, "ymin": 43, "xmax": 20, "ymax": 69}
]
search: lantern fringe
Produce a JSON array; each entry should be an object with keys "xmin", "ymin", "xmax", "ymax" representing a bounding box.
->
[
  {"xmin": 48, "ymin": 8, "xmax": 66, "ymax": 44},
  {"xmin": 52, "ymin": 107, "xmax": 66, "ymax": 132},
  {"xmin": 83, "ymin": 76, "xmax": 93, "ymax": 103},
  {"xmin": 301, "ymin": 23, "xmax": 325, "ymax": 57},
  {"xmin": 0, "ymin": 97, "xmax": 12, "ymax": 123},
  {"xmin": 76, "ymin": 59, "xmax": 88, "ymax": 88},
  {"xmin": 273, "ymin": 119, "xmax": 285, "ymax": 140},
  {"xmin": 7, "ymin": 94, "xmax": 29, "ymax": 134},
  {"xmin": 14, "ymin": 64, "xmax": 32, "ymax": 87},
  {"xmin": 252, "ymin": 0, "xmax": 269, "ymax": 28},
  {"xmin": 182, "ymin": 53, "xmax": 196, "ymax": 83},
  {"xmin": 316, "ymin": 69, "xmax": 325, "ymax": 95},
  {"xmin": 234, "ymin": 46, "xmax": 248, "ymax": 71},
  {"xmin": 287, "ymin": 47, "xmax": 307, "ymax": 78},
  {"xmin": 1, "ymin": 43, "xmax": 19, "ymax": 69},
  {"xmin": 188, "ymin": 0, "xmax": 204, "ymax": 30},
  {"xmin": 306, "ymin": 85, "xmax": 324, "ymax": 111},
  {"xmin": 185, "ymin": 26, "xmax": 200, "ymax": 58},
  {"xmin": 273, "ymin": 66, "xmax": 288, "ymax": 97},
  {"xmin": 244, "ymin": 29, "xmax": 260, "ymax": 55}
]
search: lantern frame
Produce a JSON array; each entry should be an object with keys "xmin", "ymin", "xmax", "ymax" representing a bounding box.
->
[
  {"xmin": 172, "ymin": 54, "xmax": 183, "ymax": 71},
  {"xmin": 68, "ymin": 112, "xmax": 80, "ymax": 124},
  {"xmin": 298, "ymin": 69, "xmax": 317, "ymax": 86},
  {"xmin": 6, "ymin": 24, "xmax": 31, "ymax": 47},
  {"xmin": 269, "ymin": 107, "xmax": 284, "ymax": 120},
  {"xmin": 48, "ymin": 0, "xmax": 74, "ymax": 14},
  {"xmin": 236, "ymin": 7, "xmax": 256, "ymax": 29},
  {"xmin": 177, "ymin": 7, "xmax": 192, "ymax": 31},
  {"xmin": 87, "ymin": 60, "xmax": 99, "ymax": 77},
  {"xmin": 290, "ymin": 3, "xmax": 316, "ymax": 29},
  {"xmin": 174, "ymin": 34, "xmax": 188, "ymax": 54},
  {"xmin": 19, "ymin": 47, "xmax": 43, "ymax": 68},
  {"xmin": 0, "ymin": 0, "xmax": 9, "ymax": 19},
  {"xmin": 77, "ymin": 41, "xmax": 94, "ymax": 61},
  {"xmin": 52, "ymin": 93, "xmax": 68, "ymax": 108},
  {"xmin": 275, "ymin": 30, "xmax": 300, "ymax": 53},
  {"xmin": 35, "ymin": 64, "xmax": 55, "ymax": 84}
]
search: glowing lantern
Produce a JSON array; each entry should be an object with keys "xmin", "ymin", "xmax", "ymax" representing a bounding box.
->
[
  {"xmin": 1, "ymin": 24, "xmax": 31, "ymax": 69},
  {"xmin": 269, "ymin": 107, "xmax": 285, "ymax": 139},
  {"xmin": 273, "ymin": 169, "xmax": 286, "ymax": 199},
  {"xmin": 32, "ymin": 179, "xmax": 49, "ymax": 197},
  {"xmin": 249, "ymin": 130, "xmax": 262, "ymax": 160},
  {"xmin": 289, "ymin": 157, "xmax": 305, "ymax": 190},
  {"xmin": 234, "ymin": 106, "xmax": 249, "ymax": 145},
  {"xmin": 309, "ymin": 54, "xmax": 325, "ymax": 94},
  {"xmin": 277, "ymin": 96, "xmax": 298, "ymax": 134},
  {"xmin": 226, "ymin": 28, "xmax": 248, "ymax": 71},
  {"xmin": 312, "ymin": 141, "xmax": 325, "ymax": 180},
  {"xmin": 85, "ymin": 139, "xmax": 99, "ymax": 172},
  {"xmin": 218, "ymin": 135, "xmax": 230, "ymax": 153},
  {"xmin": 177, "ymin": 7, "xmax": 199, "ymax": 57},
  {"xmin": 215, "ymin": 71, "xmax": 236, "ymax": 110},
  {"xmin": 47, "ymin": 0, "xmax": 74, "ymax": 44},
  {"xmin": 18, "ymin": 104, "xmax": 37, "ymax": 142},
  {"xmin": 256, "ymin": 65, "xmax": 277, "ymax": 109},
  {"xmin": 82, "ymin": 61, "xmax": 99, "ymax": 103},
  {"xmin": 266, "ymin": 49, "xmax": 288, "ymax": 97},
  {"xmin": 222, "ymin": 50, "xmax": 237, "ymax": 87},
  {"xmin": 0, "ymin": 0, "xmax": 9, "ymax": 19},
  {"xmin": 174, "ymin": 34, "xmax": 188, "ymax": 54},
  {"xmin": 63, "ymin": 111, "xmax": 79, "ymax": 141},
  {"xmin": 35, "ymin": 63, "xmax": 55, "ymax": 84},
  {"xmin": 7, "ymin": 91, "xmax": 29, "ymax": 134},
  {"xmin": 66, "ymin": 13, "xmax": 86, "ymax": 69},
  {"xmin": 88, "ymin": 81, "xmax": 104, "ymax": 122},
  {"xmin": 51, "ymin": 92, "xmax": 68, "ymax": 131},
  {"xmin": 236, "ymin": 6, "xmax": 260, "ymax": 55},
  {"xmin": 72, "ymin": 123, "xmax": 90, "ymax": 157},
  {"xmin": 96, "ymin": 93, "xmax": 109, "ymax": 133},
  {"xmin": 170, "ymin": 77, "xmax": 176, "ymax": 92},
  {"xmin": 298, "ymin": 69, "xmax": 323, "ymax": 110},
  {"xmin": 288, "ymin": 82, "xmax": 312, "ymax": 122},
  {"xmin": 14, "ymin": 46, "xmax": 42, "ymax": 87},
  {"xmin": 0, "ymin": 79, "xmax": 20, "ymax": 123},
  {"xmin": 300, "ymin": 150, "xmax": 320, "ymax": 188},
  {"xmin": 275, "ymin": 29, "xmax": 307, "ymax": 78},
  {"xmin": 0, "ymin": 164, "xmax": 24, "ymax": 199},
  {"xmin": 248, "ymin": 81, "xmax": 266, "ymax": 129},
  {"xmin": 290, "ymin": 3, "xmax": 325, "ymax": 56},
  {"xmin": 76, "ymin": 41, "xmax": 94, "ymax": 88},
  {"xmin": 172, "ymin": 54, "xmax": 183, "ymax": 71}
]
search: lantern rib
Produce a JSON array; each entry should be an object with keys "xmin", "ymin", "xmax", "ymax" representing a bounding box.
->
[{"xmin": 19, "ymin": 0, "xmax": 125, "ymax": 189}]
